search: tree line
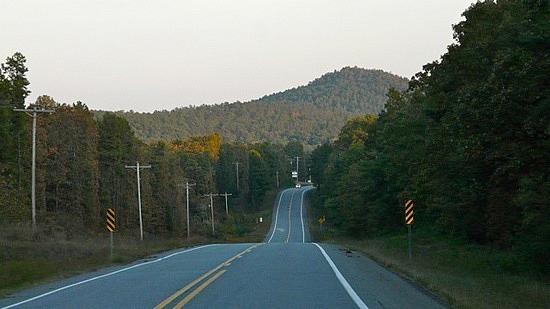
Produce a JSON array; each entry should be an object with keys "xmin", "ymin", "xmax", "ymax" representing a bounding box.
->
[
  {"xmin": 1, "ymin": 0, "xmax": 546, "ymax": 274},
  {"xmin": 310, "ymin": 0, "xmax": 548, "ymax": 274},
  {"xmin": 0, "ymin": 58, "xmax": 308, "ymax": 238},
  {"xmin": 93, "ymin": 67, "xmax": 408, "ymax": 148}
]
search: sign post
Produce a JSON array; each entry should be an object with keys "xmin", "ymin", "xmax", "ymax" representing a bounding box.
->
[
  {"xmin": 106, "ymin": 208, "xmax": 116, "ymax": 259},
  {"xmin": 405, "ymin": 200, "xmax": 414, "ymax": 259}
]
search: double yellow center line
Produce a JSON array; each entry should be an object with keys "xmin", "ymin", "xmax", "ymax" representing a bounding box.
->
[{"xmin": 154, "ymin": 243, "xmax": 262, "ymax": 308}]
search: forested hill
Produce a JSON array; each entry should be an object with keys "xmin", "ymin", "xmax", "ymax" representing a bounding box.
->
[
  {"xmin": 94, "ymin": 67, "xmax": 408, "ymax": 147},
  {"xmin": 256, "ymin": 67, "xmax": 408, "ymax": 113}
]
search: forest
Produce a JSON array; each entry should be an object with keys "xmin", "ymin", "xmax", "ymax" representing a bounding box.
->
[
  {"xmin": 93, "ymin": 67, "xmax": 408, "ymax": 148},
  {"xmin": 310, "ymin": 0, "xmax": 548, "ymax": 275},
  {"xmin": 0, "ymin": 0, "xmax": 547, "ymax": 279},
  {"xmin": 0, "ymin": 61, "xmax": 308, "ymax": 238}
]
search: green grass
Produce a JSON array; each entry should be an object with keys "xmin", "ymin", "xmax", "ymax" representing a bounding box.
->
[{"xmin": 1, "ymin": 259, "xmax": 55, "ymax": 291}]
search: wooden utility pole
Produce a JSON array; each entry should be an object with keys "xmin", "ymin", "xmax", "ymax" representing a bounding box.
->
[
  {"xmin": 220, "ymin": 192, "xmax": 232, "ymax": 215},
  {"xmin": 125, "ymin": 162, "xmax": 151, "ymax": 240},
  {"xmin": 233, "ymin": 161, "xmax": 241, "ymax": 191},
  {"xmin": 203, "ymin": 193, "xmax": 219, "ymax": 236},
  {"xmin": 295, "ymin": 156, "xmax": 301, "ymax": 183},
  {"xmin": 178, "ymin": 181, "xmax": 195, "ymax": 239},
  {"xmin": 14, "ymin": 106, "xmax": 54, "ymax": 231}
]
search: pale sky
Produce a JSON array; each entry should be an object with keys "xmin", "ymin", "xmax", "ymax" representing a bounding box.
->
[{"xmin": 1, "ymin": 1, "xmax": 476, "ymax": 112}]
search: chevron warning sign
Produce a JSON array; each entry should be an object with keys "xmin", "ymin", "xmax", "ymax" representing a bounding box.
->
[
  {"xmin": 405, "ymin": 200, "xmax": 414, "ymax": 225},
  {"xmin": 106, "ymin": 208, "xmax": 116, "ymax": 232}
]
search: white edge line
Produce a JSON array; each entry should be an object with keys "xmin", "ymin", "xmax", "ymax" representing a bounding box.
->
[
  {"xmin": 300, "ymin": 186, "xmax": 314, "ymax": 243},
  {"xmin": 300, "ymin": 188, "xmax": 305, "ymax": 243},
  {"xmin": 313, "ymin": 243, "xmax": 369, "ymax": 309},
  {"xmin": 267, "ymin": 188, "xmax": 288, "ymax": 243},
  {"xmin": 1, "ymin": 244, "xmax": 218, "ymax": 309}
]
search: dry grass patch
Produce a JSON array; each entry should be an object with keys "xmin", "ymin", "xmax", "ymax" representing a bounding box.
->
[{"xmin": 0, "ymin": 225, "xmax": 196, "ymax": 297}]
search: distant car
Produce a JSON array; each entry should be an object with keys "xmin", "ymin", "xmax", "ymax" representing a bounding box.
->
[{"xmin": 295, "ymin": 183, "xmax": 301, "ymax": 188}]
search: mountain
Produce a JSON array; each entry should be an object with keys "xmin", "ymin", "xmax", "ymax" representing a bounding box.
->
[
  {"xmin": 257, "ymin": 67, "xmax": 408, "ymax": 113},
  {"xmin": 94, "ymin": 67, "xmax": 408, "ymax": 147}
]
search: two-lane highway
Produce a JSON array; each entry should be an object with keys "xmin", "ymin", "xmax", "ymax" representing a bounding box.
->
[
  {"xmin": 266, "ymin": 186, "xmax": 313, "ymax": 244},
  {"xmin": 1, "ymin": 186, "xmax": 445, "ymax": 308}
]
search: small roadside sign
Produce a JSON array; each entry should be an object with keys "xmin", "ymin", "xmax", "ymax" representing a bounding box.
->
[
  {"xmin": 405, "ymin": 200, "xmax": 414, "ymax": 225},
  {"xmin": 106, "ymin": 208, "xmax": 115, "ymax": 232},
  {"xmin": 106, "ymin": 208, "xmax": 116, "ymax": 259},
  {"xmin": 404, "ymin": 200, "xmax": 414, "ymax": 259},
  {"xmin": 319, "ymin": 217, "xmax": 326, "ymax": 230}
]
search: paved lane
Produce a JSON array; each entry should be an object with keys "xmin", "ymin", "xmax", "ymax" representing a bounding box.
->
[
  {"xmin": 266, "ymin": 186, "xmax": 313, "ymax": 244},
  {"xmin": 1, "ymin": 186, "xmax": 445, "ymax": 308},
  {"xmin": 0, "ymin": 244, "xmax": 257, "ymax": 308},
  {"xmin": 183, "ymin": 243, "xmax": 358, "ymax": 308}
]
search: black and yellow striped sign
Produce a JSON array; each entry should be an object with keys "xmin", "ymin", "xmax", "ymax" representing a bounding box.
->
[
  {"xmin": 405, "ymin": 200, "xmax": 414, "ymax": 225},
  {"xmin": 106, "ymin": 208, "xmax": 115, "ymax": 232}
]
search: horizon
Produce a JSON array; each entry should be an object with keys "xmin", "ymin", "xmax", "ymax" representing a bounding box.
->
[
  {"xmin": 2, "ymin": 1, "xmax": 476, "ymax": 113},
  {"xmin": 89, "ymin": 66, "xmax": 403, "ymax": 114}
]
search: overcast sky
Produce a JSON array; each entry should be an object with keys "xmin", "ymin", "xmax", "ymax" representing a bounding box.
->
[{"xmin": 1, "ymin": 1, "xmax": 476, "ymax": 112}]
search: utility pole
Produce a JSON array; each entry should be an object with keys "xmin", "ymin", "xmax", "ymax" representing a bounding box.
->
[
  {"xmin": 125, "ymin": 162, "xmax": 151, "ymax": 241},
  {"xmin": 233, "ymin": 161, "xmax": 241, "ymax": 191},
  {"xmin": 295, "ymin": 156, "xmax": 301, "ymax": 183},
  {"xmin": 14, "ymin": 106, "xmax": 54, "ymax": 231},
  {"xmin": 203, "ymin": 193, "xmax": 219, "ymax": 236},
  {"xmin": 178, "ymin": 181, "xmax": 195, "ymax": 239},
  {"xmin": 276, "ymin": 170, "xmax": 279, "ymax": 188},
  {"xmin": 220, "ymin": 192, "xmax": 232, "ymax": 215}
]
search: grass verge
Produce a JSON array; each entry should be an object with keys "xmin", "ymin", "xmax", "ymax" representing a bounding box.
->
[
  {"xmin": 0, "ymin": 190, "xmax": 278, "ymax": 298},
  {"xmin": 306, "ymin": 192, "xmax": 550, "ymax": 308},
  {"xmin": 333, "ymin": 234, "xmax": 549, "ymax": 308},
  {"xmin": 0, "ymin": 233, "xmax": 191, "ymax": 297}
]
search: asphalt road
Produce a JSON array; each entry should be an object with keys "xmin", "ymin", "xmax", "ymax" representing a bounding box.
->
[{"xmin": 1, "ymin": 186, "xmax": 445, "ymax": 308}]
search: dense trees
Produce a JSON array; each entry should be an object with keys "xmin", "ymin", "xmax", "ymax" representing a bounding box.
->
[
  {"xmin": 314, "ymin": 115, "xmax": 378, "ymax": 235},
  {"xmin": 93, "ymin": 67, "xmax": 408, "ymax": 148},
  {"xmin": 312, "ymin": 0, "xmax": 549, "ymax": 273},
  {"xmin": 0, "ymin": 53, "xmax": 31, "ymax": 224},
  {"xmin": 39, "ymin": 102, "xmax": 100, "ymax": 231},
  {"xmin": 0, "ymin": 62, "xmax": 300, "ymax": 238},
  {"xmin": 97, "ymin": 113, "xmax": 140, "ymax": 231}
]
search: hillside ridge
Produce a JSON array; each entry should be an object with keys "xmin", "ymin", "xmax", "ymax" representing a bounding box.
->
[{"xmin": 94, "ymin": 67, "xmax": 408, "ymax": 147}]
